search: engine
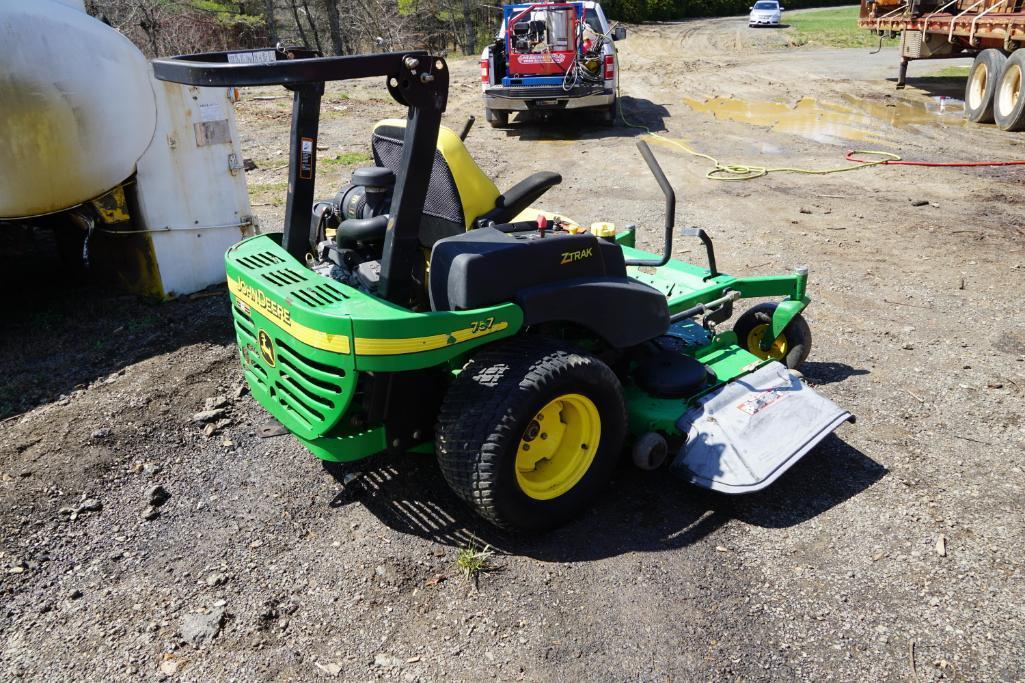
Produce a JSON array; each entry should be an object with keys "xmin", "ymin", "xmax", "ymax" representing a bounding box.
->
[{"xmin": 311, "ymin": 165, "xmax": 396, "ymax": 292}]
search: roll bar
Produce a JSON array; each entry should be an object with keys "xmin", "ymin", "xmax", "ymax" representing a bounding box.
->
[{"xmin": 152, "ymin": 47, "xmax": 450, "ymax": 307}]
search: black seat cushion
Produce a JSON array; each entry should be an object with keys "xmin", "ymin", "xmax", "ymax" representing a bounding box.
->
[{"xmin": 633, "ymin": 351, "xmax": 714, "ymax": 399}]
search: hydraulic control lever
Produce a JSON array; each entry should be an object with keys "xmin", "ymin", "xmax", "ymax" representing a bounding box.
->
[
  {"xmin": 459, "ymin": 115, "xmax": 476, "ymax": 141},
  {"xmin": 624, "ymin": 140, "xmax": 674, "ymax": 268},
  {"xmin": 683, "ymin": 227, "xmax": 719, "ymax": 280},
  {"xmin": 623, "ymin": 141, "xmax": 720, "ymax": 280}
]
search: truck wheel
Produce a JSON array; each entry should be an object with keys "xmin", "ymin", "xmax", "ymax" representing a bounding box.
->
[
  {"xmin": 436, "ymin": 337, "xmax": 627, "ymax": 532},
  {"xmin": 485, "ymin": 108, "xmax": 509, "ymax": 128},
  {"xmin": 599, "ymin": 98, "xmax": 617, "ymax": 125},
  {"xmin": 733, "ymin": 302, "xmax": 812, "ymax": 370},
  {"xmin": 965, "ymin": 49, "xmax": 1007, "ymax": 123},
  {"xmin": 994, "ymin": 51, "xmax": 1025, "ymax": 131}
]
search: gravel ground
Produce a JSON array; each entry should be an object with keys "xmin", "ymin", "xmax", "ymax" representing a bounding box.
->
[{"xmin": 2, "ymin": 13, "xmax": 1024, "ymax": 682}]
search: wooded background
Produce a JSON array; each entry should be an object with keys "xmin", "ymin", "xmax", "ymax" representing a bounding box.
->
[
  {"xmin": 84, "ymin": 0, "xmax": 505, "ymax": 58},
  {"xmin": 85, "ymin": 0, "xmax": 849, "ymax": 57}
]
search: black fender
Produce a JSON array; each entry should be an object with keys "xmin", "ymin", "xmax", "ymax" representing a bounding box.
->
[{"xmin": 514, "ymin": 277, "xmax": 669, "ymax": 349}]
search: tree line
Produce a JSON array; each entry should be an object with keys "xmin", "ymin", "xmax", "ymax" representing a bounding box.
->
[
  {"xmin": 85, "ymin": 0, "xmax": 504, "ymax": 58},
  {"xmin": 86, "ymin": 0, "xmax": 852, "ymax": 57}
]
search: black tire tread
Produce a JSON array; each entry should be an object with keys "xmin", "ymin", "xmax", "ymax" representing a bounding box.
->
[{"xmin": 436, "ymin": 336, "xmax": 625, "ymax": 530}]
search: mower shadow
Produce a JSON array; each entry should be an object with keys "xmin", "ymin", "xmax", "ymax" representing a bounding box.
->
[
  {"xmin": 800, "ymin": 361, "xmax": 870, "ymax": 386},
  {"xmin": 323, "ymin": 433, "xmax": 884, "ymax": 562},
  {"xmin": 501, "ymin": 96, "xmax": 672, "ymax": 141}
]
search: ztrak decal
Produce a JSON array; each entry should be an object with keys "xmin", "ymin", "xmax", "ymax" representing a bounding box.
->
[
  {"xmin": 560, "ymin": 247, "xmax": 593, "ymax": 265},
  {"xmin": 258, "ymin": 330, "xmax": 276, "ymax": 366}
]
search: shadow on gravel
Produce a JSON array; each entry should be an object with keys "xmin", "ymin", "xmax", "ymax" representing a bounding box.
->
[
  {"xmin": 800, "ymin": 361, "xmax": 870, "ymax": 386},
  {"xmin": 0, "ymin": 227, "xmax": 234, "ymax": 420},
  {"xmin": 323, "ymin": 433, "xmax": 885, "ymax": 561},
  {"xmin": 887, "ymin": 76, "xmax": 966, "ymax": 99},
  {"xmin": 500, "ymin": 96, "xmax": 672, "ymax": 141}
]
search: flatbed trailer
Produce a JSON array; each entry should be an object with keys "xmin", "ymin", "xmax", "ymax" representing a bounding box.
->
[{"xmin": 859, "ymin": 0, "xmax": 1025, "ymax": 129}]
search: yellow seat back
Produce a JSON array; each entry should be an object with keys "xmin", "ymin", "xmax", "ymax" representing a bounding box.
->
[{"xmin": 372, "ymin": 119, "xmax": 500, "ymax": 231}]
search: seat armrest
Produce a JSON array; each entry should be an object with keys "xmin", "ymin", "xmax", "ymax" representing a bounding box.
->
[{"xmin": 475, "ymin": 171, "xmax": 562, "ymax": 227}]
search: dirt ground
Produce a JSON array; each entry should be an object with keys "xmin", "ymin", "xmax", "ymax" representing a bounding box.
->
[{"xmin": 3, "ymin": 12, "xmax": 1025, "ymax": 682}]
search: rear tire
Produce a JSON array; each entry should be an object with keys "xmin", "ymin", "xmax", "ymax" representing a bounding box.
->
[
  {"xmin": 733, "ymin": 302, "xmax": 812, "ymax": 370},
  {"xmin": 599, "ymin": 98, "xmax": 617, "ymax": 125},
  {"xmin": 965, "ymin": 49, "xmax": 1007, "ymax": 123},
  {"xmin": 485, "ymin": 107, "xmax": 509, "ymax": 128},
  {"xmin": 994, "ymin": 51, "xmax": 1025, "ymax": 131},
  {"xmin": 436, "ymin": 337, "xmax": 627, "ymax": 532}
]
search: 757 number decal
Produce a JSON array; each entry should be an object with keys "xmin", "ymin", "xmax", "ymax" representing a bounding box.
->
[{"xmin": 469, "ymin": 317, "xmax": 496, "ymax": 334}]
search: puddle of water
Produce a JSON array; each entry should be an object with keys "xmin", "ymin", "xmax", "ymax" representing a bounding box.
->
[{"xmin": 682, "ymin": 95, "xmax": 965, "ymax": 144}]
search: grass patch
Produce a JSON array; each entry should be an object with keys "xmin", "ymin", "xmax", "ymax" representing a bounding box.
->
[
  {"xmin": 247, "ymin": 181, "xmax": 288, "ymax": 195},
  {"xmin": 320, "ymin": 151, "xmax": 373, "ymax": 167},
  {"xmin": 456, "ymin": 543, "xmax": 495, "ymax": 582},
  {"xmin": 786, "ymin": 6, "xmax": 892, "ymax": 48},
  {"xmin": 930, "ymin": 65, "xmax": 970, "ymax": 77}
]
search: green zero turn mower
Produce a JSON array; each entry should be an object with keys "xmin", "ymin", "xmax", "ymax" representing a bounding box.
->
[{"xmin": 154, "ymin": 48, "xmax": 852, "ymax": 532}]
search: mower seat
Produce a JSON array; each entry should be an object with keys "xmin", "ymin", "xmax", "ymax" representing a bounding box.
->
[
  {"xmin": 371, "ymin": 119, "xmax": 561, "ymax": 246},
  {"xmin": 429, "ymin": 227, "xmax": 670, "ymax": 349}
]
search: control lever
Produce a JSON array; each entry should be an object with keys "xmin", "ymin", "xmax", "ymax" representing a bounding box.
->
[
  {"xmin": 624, "ymin": 140, "xmax": 674, "ymax": 267},
  {"xmin": 682, "ymin": 227, "xmax": 718, "ymax": 280},
  {"xmin": 459, "ymin": 115, "xmax": 476, "ymax": 141}
]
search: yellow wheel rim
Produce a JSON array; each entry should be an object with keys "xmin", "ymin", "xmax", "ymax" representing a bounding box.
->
[
  {"xmin": 746, "ymin": 323, "xmax": 788, "ymax": 361},
  {"xmin": 515, "ymin": 393, "xmax": 601, "ymax": 501}
]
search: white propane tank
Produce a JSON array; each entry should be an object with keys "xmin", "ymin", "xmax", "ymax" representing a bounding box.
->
[{"xmin": 0, "ymin": 0, "xmax": 157, "ymax": 219}]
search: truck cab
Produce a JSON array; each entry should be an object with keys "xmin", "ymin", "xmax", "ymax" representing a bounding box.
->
[{"xmin": 480, "ymin": 1, "xmax": 625, "ymax": 126}]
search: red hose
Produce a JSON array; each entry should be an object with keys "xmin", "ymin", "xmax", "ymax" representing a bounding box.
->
[{"xmin": 845, "ymin": 150, "xmax": 1025, "ymax": 167}]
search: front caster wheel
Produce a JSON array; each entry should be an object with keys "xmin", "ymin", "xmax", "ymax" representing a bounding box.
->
[
  {"xmin": 733, "ymin": 302, "xmax": 812, "ymax": 370},
  {"xmin": 436, "ymin": 337, "xmax": 627, "ymax": 532}
]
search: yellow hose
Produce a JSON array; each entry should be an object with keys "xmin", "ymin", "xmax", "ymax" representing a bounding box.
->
[{"xmin": 614, "ymin": 88, "xmax": 902, "ymax": 181}]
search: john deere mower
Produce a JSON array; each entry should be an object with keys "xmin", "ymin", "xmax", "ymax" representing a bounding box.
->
[{"xmin": 154, "ymin": 48, "xmax": 851, "ymax": 532}]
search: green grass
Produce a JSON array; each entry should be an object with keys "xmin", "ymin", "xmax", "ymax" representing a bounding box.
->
[
  {"xmin": 247, "ymin": 181, "xmax": 288, "ymax": 195},
  {"xmin": 786, "ymin": 6, "xmax": 893, "ymax": 48},
  {"xmin": 930, "ymin": 65, "xmax": 970, "ymax": 77},
  {"xmin": 319, "ymin": 151, "xmax": 373, "ymax": 168},
  {"xmin": 456, "ymin": 543, "xmax": 495, "ymax": 582}
]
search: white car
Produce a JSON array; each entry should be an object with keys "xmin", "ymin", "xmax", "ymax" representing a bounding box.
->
[{"xmin": 749, "ymin": 0, "xmax": 783, "ymax": 26}]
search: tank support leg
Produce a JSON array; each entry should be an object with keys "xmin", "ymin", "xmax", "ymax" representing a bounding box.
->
[{"xmin": 897, "ymin": 58, "xmax": 908, "ymax": 89}]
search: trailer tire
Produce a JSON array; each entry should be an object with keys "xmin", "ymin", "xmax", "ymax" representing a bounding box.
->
[
  {"xmin": 994, "ymin": 51, "xmax": 1025, "ymax": 131},
  {"xmin": 485, "ymin": 108, "xmax": 509, "ymax": 128},
  {"xmin": 734, "ymin": 302, "xmax": 812, "ymax": 370},
  {"xmin": 965, "ymin": 49, "xmax": 1007, "ymax": 124},
  {"xmin": 436, "ymin": 336, "xmax": 626, "ymax": 532}
]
